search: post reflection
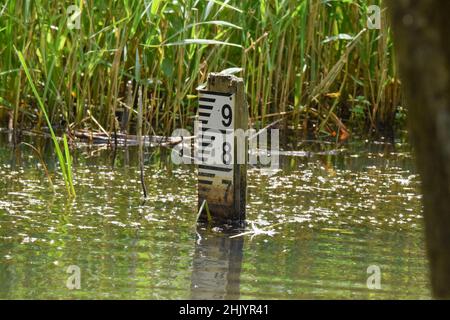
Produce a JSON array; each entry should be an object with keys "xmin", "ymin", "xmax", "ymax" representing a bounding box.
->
[{"xmin": 190, "ymin": 227, "xmax": 244, "ymax": 300}]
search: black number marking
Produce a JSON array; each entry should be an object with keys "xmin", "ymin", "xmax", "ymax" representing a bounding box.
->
[
  {"xmin": 221, "ymin": 104, "xmax": 232, "ymax": 127},
  {"xmin": 222, "ymin": 142, "xmax": 232, "ymax": 165}
]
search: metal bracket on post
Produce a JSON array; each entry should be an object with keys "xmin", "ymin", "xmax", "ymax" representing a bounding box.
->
[{"xmin": 197, "ymin": 73, "xmax": 248, "ymax": 225}]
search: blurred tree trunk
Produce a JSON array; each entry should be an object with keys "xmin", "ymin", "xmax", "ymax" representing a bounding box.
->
[{"xmin": 387, "ymin": 0, "xmax": 450, "ymax": 298}]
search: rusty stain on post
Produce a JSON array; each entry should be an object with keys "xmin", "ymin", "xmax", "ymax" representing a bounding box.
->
[{"xmin": 197, "ymin": 73, "xmax": 248, "ymax": 225}]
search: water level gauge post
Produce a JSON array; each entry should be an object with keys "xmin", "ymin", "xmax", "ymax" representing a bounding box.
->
[{"xmin": 197, "ymin": 73, "xmax": 248, "ymax": 226}]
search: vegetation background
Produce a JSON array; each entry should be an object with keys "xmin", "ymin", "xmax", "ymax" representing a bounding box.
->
[{"xmin": 0, "ymin": 0, "xmax": 401, "ymax": 140}]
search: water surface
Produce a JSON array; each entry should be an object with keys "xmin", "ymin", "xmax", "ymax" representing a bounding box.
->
[{"xmin": 0, "ymin": 133, "xmax": 430, "ymax": 299}]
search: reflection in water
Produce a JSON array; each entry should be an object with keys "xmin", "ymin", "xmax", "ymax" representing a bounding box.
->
[{"xmin": 190, "ymin": 227, "xmax": 244, "ymax": 300}]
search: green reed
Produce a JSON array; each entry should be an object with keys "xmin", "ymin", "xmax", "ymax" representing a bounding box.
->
[
  {"xmin": 15, "ymin": 47, "xmax": 76, "ymax": 197},
  {"xmin": 0, "ymin": 0, "xmax": 399, "ymax": 140}
]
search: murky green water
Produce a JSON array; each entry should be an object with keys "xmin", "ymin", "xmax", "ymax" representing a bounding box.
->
[{"xmin": 0, "ymin": 132, "xmax": 430, "ymax": 299}]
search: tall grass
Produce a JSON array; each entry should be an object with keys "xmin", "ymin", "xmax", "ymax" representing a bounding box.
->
[
  {"xmin": 15, "ymin": 47, "xmax": 76, "ymax": 197},
  {"xmin": 0, "ymin": 0, "xmax": 399, "ymax": 140}
]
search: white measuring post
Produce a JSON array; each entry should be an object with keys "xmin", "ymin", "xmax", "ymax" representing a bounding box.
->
[{"xmin": 197, "ymin": 73, "xmax": 248, "ymax": 225}]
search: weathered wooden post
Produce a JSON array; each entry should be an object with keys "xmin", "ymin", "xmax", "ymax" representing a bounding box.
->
[{"xmin": 197, "ymin": 73, "xmax": 248, "ymax": 225}]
